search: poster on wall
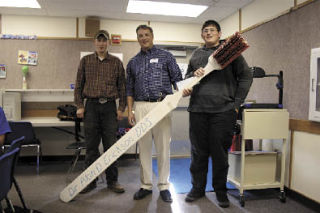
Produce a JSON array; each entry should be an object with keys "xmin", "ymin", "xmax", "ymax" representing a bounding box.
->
[
  {"xmin": 27, "ymin": 51, "xmax": 38, "ymax": 65},
  {"xmin": 0, "ymin": 64, "xmax": 6, "ymax": 78},
  {"xmin": 18, "ymin": 50, "xmax": 38, "ymax": 65}
]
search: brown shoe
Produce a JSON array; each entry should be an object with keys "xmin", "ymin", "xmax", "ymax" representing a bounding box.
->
[{"xmin": 107, "ymin": 182, "xmax": 125, "ymax": 193}]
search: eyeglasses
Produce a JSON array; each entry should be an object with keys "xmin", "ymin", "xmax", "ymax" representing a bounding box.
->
[{"xmin": 202, "ymin": 28, "xmax": 218, "ymax": 33}]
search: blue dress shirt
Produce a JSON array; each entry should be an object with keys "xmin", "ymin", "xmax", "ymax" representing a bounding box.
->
[{"xmin": 126, "ymin": 46, "xmax": 182, "ymax": 101}]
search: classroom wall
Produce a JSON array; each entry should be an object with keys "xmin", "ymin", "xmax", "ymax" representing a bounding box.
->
[
  {"xmin": 220, "ymin": 11, "xmax": 239, "ymax": 39},
  {"xmin": 99, "ymin": 19, "xmax": 148, "ymax": 41},
  {"xmin": 291, "ymin": 131, "xmax": 320, "ymax": 203},
  {"xmin": 220, "ymin": 0, "xmax": 312, "ymax": 38},
  {"xmin": 2, "ymin": 15, "xmax": 76, "ymax": 38},
  {"xmin": 1, "ymin": 15, "xmax": 202, "ymax": 43},
  {"xmin": 298, "ymin": 0, "xmax": 311, "ymax": 4},
  {"xmin": 241, "ymin": 0, "xmax": 294, "ymax": 30}
]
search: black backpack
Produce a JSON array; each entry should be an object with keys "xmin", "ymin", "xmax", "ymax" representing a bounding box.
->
[{"xmin": 57, "ymin": 104, "xmax": 79, "ymax": 121}]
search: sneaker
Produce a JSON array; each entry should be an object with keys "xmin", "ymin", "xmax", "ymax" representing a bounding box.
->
[
  {"xmin": 107, "ymin": 182, "xmax": 125, "ymax": 193},
  {"xmin": 80, "ymin": 181, "xmax": 97, "ymax": 194},
  {"xmin": 133, "ymin": 188, "xmax": 152, "ymax": 200},
  {"xmin": 216, "ymin": 192, "xmax": 230, "ymax": 208},
  {"xmin": 160, "ymin": 190, "xmax": 172, "ymax": 203},
  {"xmin": 185, "ymin": 188, "xmax": 205, "ymax": 202}
]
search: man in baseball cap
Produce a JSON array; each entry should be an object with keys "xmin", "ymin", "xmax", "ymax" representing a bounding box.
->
[{"xmin": 74, "ymin": 27, "xmax": 126, "ymax": 194}]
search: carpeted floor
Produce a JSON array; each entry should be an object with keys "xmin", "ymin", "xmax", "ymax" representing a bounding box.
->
[
  {"xmin": 3, "ymin": 159, "xmax": 318, "ymax": 213},
  {"xmin": 152, "ymin": 158, "xmax": 236, "ymax": 194}
]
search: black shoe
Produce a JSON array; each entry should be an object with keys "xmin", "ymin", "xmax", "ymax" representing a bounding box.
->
[
  {"xmin": 216, "ymin": 192, "xmax": 230, "ymax": 208},
  {"xmin": 160, "ymin": 190, "xmax": 172, "ymax": 203},
  {"xmin": 185, "ymin": 188, "xmax": 205, "ymax": 202},
  {"xmin": 133, "ymin": 188, "xmax": 152, "ymax": 200},
  {"xmin": 80, "ymin": 181, "xmax": 97, "ymax": 194}
]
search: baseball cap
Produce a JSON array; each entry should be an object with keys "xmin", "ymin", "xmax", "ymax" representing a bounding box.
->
[{"xmin": 94, "ymin": 30, "xmax": 109, "ymax": 40}]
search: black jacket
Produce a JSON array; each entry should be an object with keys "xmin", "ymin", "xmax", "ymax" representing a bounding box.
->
[{"xmin": 185, "ymin": 42, "xmax": 253, "ymax": 113}]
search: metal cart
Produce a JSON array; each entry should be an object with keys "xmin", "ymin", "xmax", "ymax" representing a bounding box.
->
[{"xmin": 228, "ymin": 108, "xmax": 289, "ymax": 206}]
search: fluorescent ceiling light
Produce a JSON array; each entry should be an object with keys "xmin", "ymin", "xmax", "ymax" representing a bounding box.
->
[
  {"xmin": 127, "ymin": 0, "xmax": 208, "ymax": 18},
  {"xmin": 0, "ymin": 0, "xmax": 41, "ymax": 8}
]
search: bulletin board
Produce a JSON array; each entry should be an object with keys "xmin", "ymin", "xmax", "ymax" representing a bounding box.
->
[
  {"xmin": 242, "ymin": 0, "xmax": 320, "ymax": 120},
  {"xmin": 0, "ymin": 39, "xmax": 141, "ymax": 90}
]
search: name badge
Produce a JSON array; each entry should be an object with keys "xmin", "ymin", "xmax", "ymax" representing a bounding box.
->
[{"xmin": 150, "ymin": 58, "xmax": 158, "ymax": 63}]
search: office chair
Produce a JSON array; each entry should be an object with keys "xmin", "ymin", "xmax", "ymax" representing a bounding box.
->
[
  {"xmin": 4, "ymin": 121, "xmax": 42, "ymax": 174},
  {"xmin": 5, "ymin": 136, "xmax": 28, "ymax": 210},
  {"xmin": 53, "ymin": 118, "xmax": 86, "ymax": 182},
  {"xmin": 117, "ymin": 117, "xmax": 136, "ymax": 158},
  {"xmin": 57, "ymin": 117, "xmax": 133, "ymax": 182},
  {"xmin": 65, "ymin": 119, "xmax": 86, "ymax": 182},
  {"xmin": 245, "ymin": 67, "xmax": 284, "ymax": 108},
  {"xmin": 0, "ymin": 147, "xmax": 20, "ymax": 212}
]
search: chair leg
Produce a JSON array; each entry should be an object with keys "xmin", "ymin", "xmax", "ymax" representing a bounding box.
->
[
  {"xmin": 5, "ymin": 197, "xmax": 15, "ymax": 212},
  {"xmin": 13, "ymin": 177, "xmax": 28, "ymax": 210},
  {"xmin": 66, "ymin": 148, "xmax": 81, "ymax": 183},
  {"xmin": 135, "ymin": 144, "xmax": 138, "ymax": 160},
  {"xmin": 37, "ymin": 146, "xmax": 40, "ymax": 174},
  {"xmin": 36, "ymin": 145, "xmax": 41, "ymax": 174}
]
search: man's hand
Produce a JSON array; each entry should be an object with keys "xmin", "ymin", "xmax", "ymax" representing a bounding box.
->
[
  {"xmin": 182, "ymin": 88, "xmax": 193, "ymax": 97},
  {"xmin": 76, "ymin": 108, "xmax": 85, "ymax": 118},
  {"xmin": 128, "ymin": 111, "xmax": 136, "ymax": 126},
  {"xmin": 0, "ymin": 134, "xmax": 5, "ymax": 146},
  {"xmin": 182, "ymin": 68, "xmax": 205, "ymax": 97},
  {"xmin": 117, "ymin": 110, "xmax": 123, "ymax": 121},
  {"xmin": 194, "ymin": 67, "xmax": 205, "ymax": 77}
]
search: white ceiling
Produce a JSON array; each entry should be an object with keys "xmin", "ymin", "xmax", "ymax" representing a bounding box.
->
[{"xmin": 0, "ymin": 0, "xmax": 253, "ymax": 24}]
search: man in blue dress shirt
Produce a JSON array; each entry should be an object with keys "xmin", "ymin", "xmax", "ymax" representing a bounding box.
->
[
  {"xmin": 126, "ymin": 25, "xmax": 182, "ymax": 202},
  {"xmin": 0, "ymin": 107, "xmax": 11, "ymax": 153}
]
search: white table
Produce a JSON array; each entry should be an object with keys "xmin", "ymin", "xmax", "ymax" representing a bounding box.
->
[{"xmin": 21, "ymin": 117, "xmax": 75, "ymax": 127}]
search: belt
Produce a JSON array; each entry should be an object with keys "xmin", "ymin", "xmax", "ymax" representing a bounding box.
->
[
  {"xmin": 87, "ymin": 97, "xmax": 115, "ymax": 104},
  {"xmin": 143, "ymin": 97, "xmax": 165, "ymax": 102}
]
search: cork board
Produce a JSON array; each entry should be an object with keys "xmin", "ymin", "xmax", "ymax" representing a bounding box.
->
[
  {"xmin": 242, "ymin": 0, "xmax": 320, "ymax": 120},
  {"xmin": 0, "ymin": 39, "xmax": 140, "ymax": 90}
]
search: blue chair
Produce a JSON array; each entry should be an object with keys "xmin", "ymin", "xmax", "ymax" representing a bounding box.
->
[
  {"xmin": 0, "ymin": 147, "xmax": 20, "ymax": 212},
  {"xmin": 5, "ymin": 136, "xmax": 28, "ymax": 210},
  {"xmin": 4, "ymin": 121, "xmax": 42, "ymax": 174}
]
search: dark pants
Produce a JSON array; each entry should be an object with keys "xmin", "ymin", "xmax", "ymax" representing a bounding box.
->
[
  {"xmin": 189, "ymin": 110, "xmax": 237, "ymax": 193},
  {"xmin": 84, "ymin": 100, "xmax": 118, "ymax": 185}
]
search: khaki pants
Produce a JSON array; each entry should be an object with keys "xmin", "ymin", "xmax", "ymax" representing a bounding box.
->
[{"xmin": 134, "ymin": 101, "xmax": 171, "ymax": 191}]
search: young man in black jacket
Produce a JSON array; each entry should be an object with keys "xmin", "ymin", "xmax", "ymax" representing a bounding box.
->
[{"xmin": 183, "ymin": 20, "xmax": 253, "ymax": 208}]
